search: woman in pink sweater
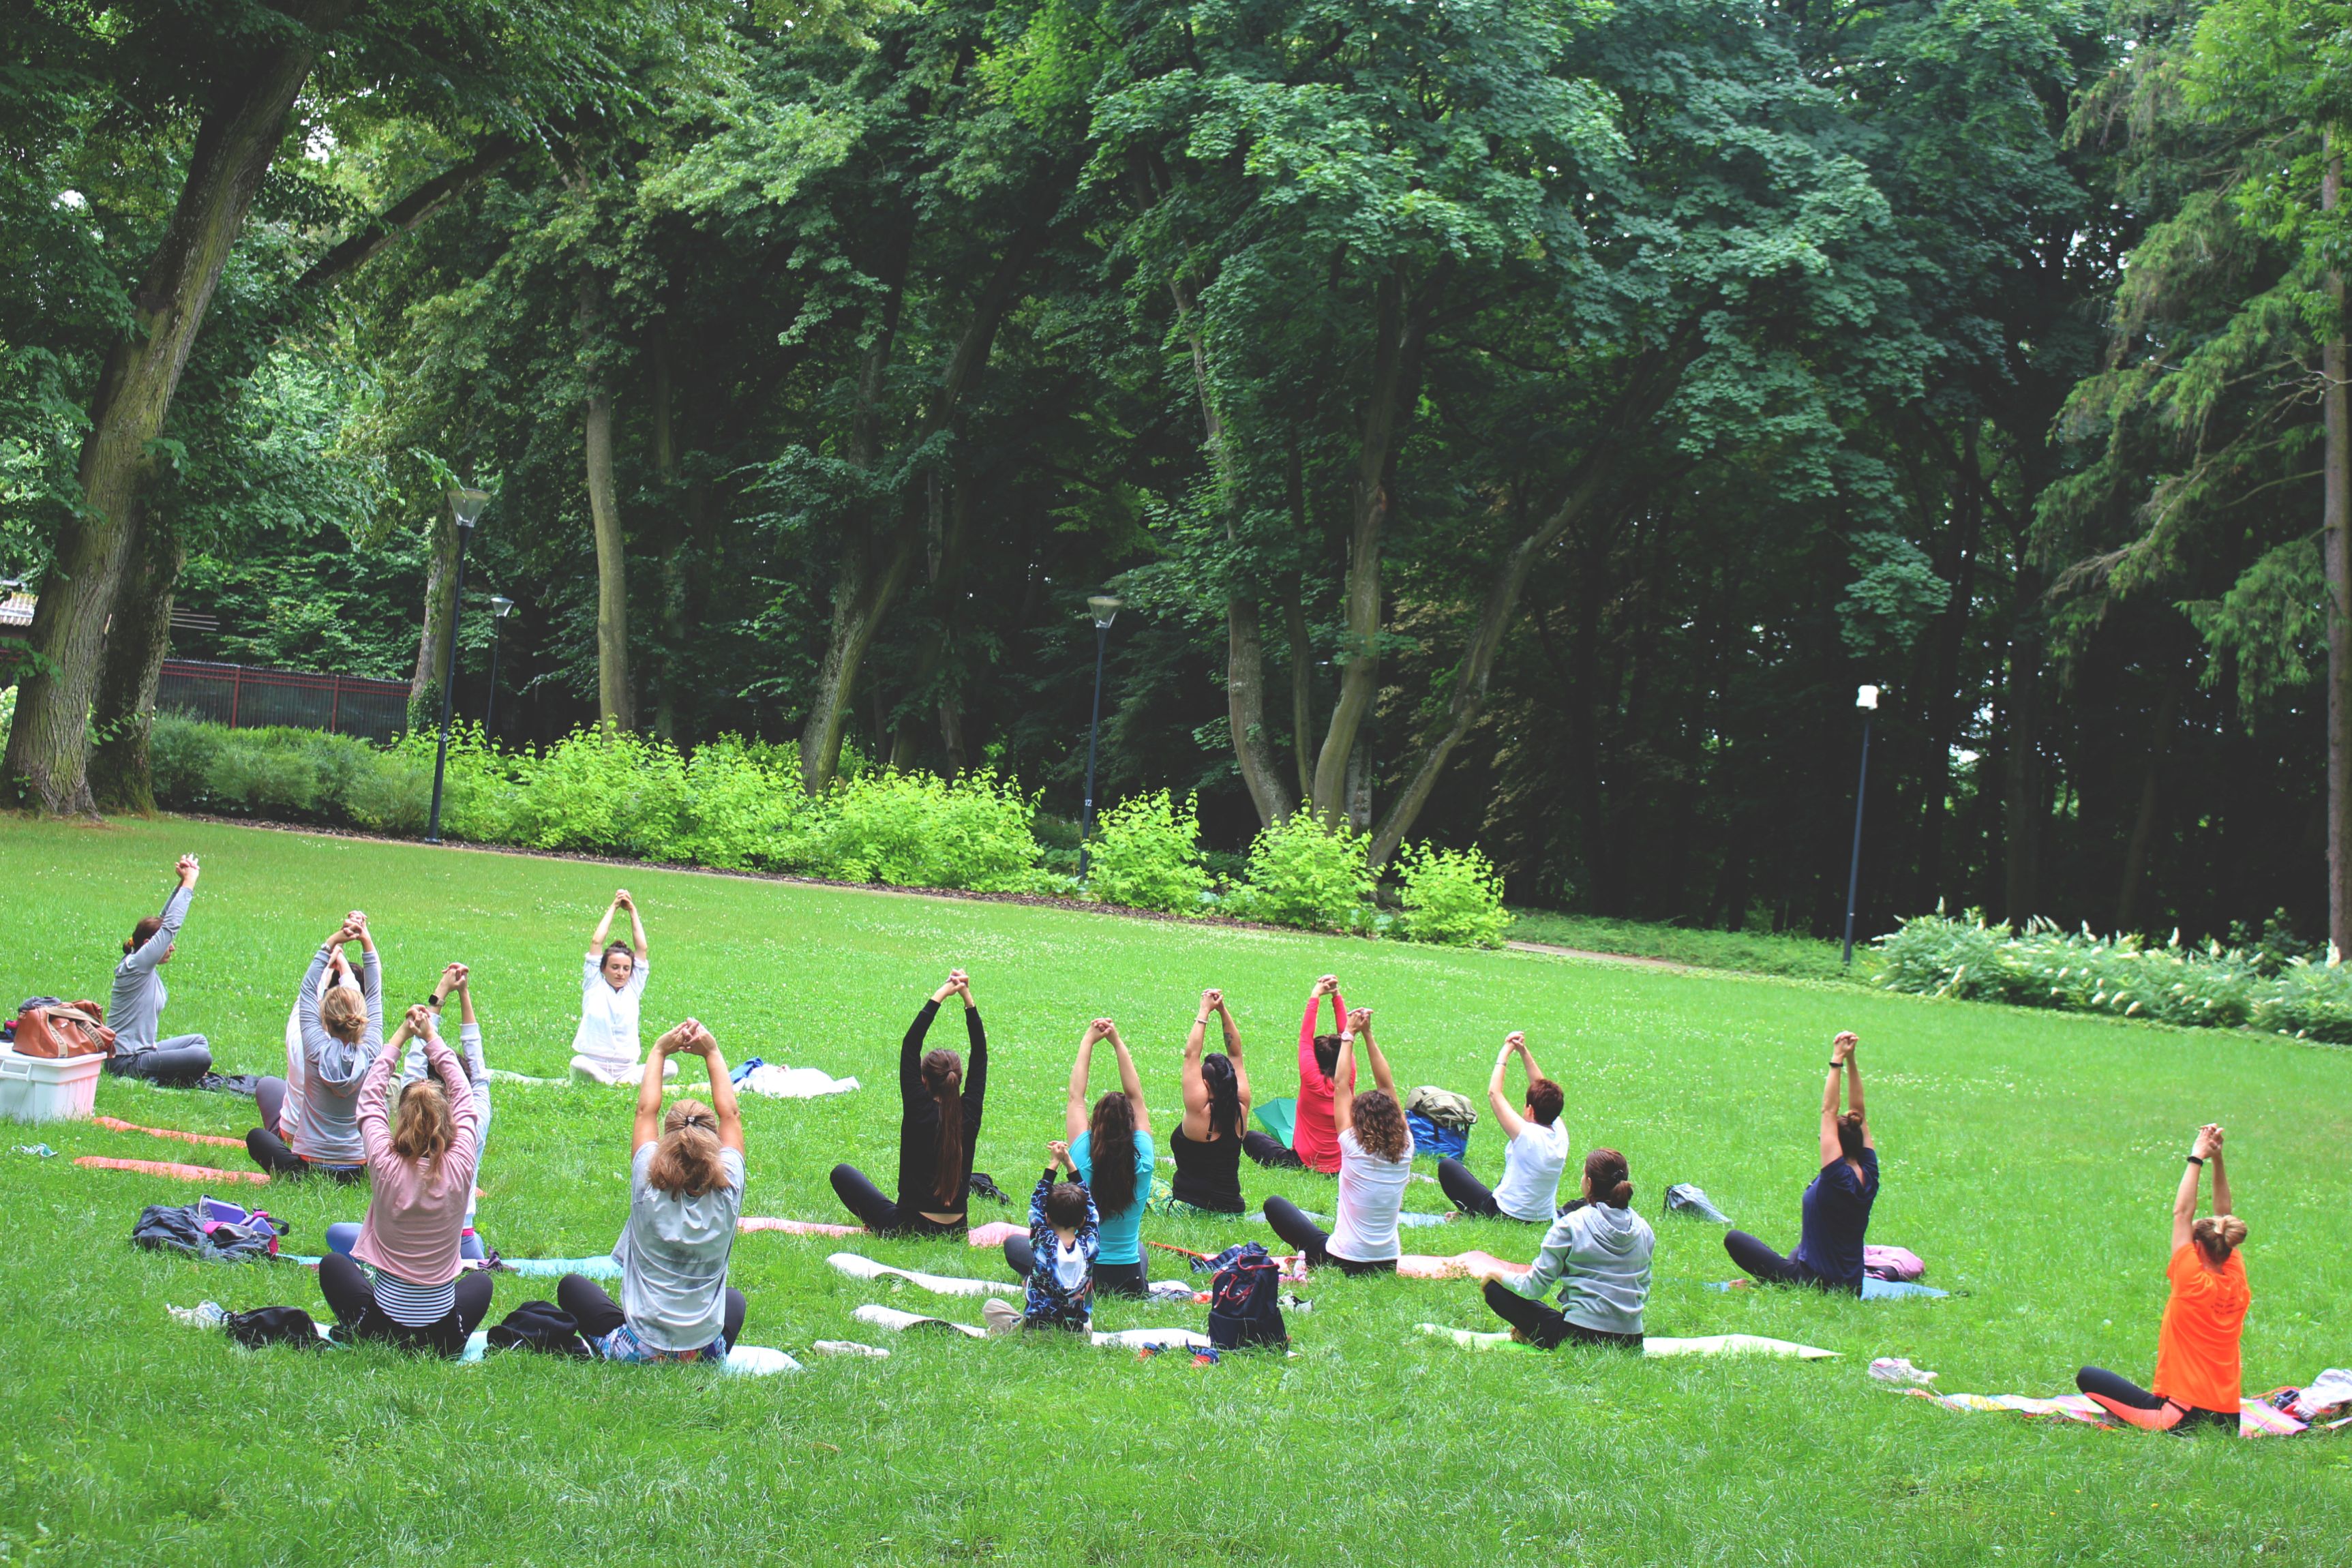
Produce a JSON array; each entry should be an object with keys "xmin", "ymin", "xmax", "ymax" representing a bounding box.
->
[
  {"xmin": 317, "ymin": 1003, "xmax": 489, "ymax": 1356},
  {"xmin": 1243, "ymin": 975, "xmax": 1348, "ymax": 1174}
]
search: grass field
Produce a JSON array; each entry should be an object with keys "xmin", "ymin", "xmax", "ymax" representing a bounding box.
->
[
  {"xmin": 3, "ymin": 816, "xmax": 2349, "ymax": 1567},
  {"xmin": 1507, "ymin": 908, "xmax": 1871, "ymax": 983}
]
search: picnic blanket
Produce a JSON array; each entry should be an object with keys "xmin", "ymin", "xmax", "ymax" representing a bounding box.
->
[
  {"xmin": 94, "ymin": 1116, "xmax": 246, "ymax": 1149},
  {"xmin": 737, "ymin": 1062, "xmax": 860, "ymax": 1100},
  {"xmin": 78, "ymin": 1155, "xmax": 269, "ymax": 1186},
  {"xmin": 1416, "ymin": 1323, "xmax": 1837, "ymax": 1359},
  {"xmin": 1902, "ymin": 1387, "xmax": 2312, "ymax": 1438}
]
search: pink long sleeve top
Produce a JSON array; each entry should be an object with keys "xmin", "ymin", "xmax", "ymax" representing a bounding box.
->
[
  {"xmin": 351, "ymin": 1031, "xmax": 483, "ymax": 1285},
  {"xmin": 1293, "ymin": 991, "xmax": 1348, "ymax": 1174}
]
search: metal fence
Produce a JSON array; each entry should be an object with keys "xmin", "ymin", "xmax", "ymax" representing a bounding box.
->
[{"xmin": 157, "ymin": 660, "xmax": 412, "ymax": 744}]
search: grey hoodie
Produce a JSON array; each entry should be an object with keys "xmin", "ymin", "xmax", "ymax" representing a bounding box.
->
[{"xmin": 1509, "ymin": 1201, "xmax": 1655, "ymax": 1337}]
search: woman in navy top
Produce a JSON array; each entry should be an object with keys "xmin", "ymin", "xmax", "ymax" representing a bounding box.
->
[{"xmin": 1723, "ymin": 1031, "xmax": 1878, "ymax": 1293}]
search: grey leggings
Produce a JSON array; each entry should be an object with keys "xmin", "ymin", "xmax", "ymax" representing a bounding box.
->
[{"xmin": 105, "ymin": 1037, "xmax": 213, "ymax": 1084}]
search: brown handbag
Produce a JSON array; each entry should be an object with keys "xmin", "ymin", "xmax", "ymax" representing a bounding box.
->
[{"xmin": 12, "ymin": 1001, "xmax": 116, "ymax": 1059}]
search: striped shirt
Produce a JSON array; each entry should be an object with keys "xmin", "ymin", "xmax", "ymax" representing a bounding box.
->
[{"xmin": 367, "ymin": 1266, "xmax": 457, "ymax": 1327}]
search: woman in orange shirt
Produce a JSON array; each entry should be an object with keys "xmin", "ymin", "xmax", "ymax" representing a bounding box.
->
[{"xmin": 2077, "ymin": 1122, "xmax": 2249, "ymax": 1434}]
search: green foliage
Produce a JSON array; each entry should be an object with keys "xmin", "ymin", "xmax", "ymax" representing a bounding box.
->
[
  {"xmin": 1085, "ymin": 789, "xmax": 1209, "ymax": 913},
  {"xmin": 1392, "ymin": 842, "xmax": 1511, "ymax": 948},
  {"xmin": 1839, "ymin": 532, "xmax": 1953, "ymax": 657},
  {"xmin": 150, "ymin": 716, "xmax": 423, "ymax": 828},
  {"xmin": 1874, "ymin": 910, "xmax": 2352, "ymax": 1042},
  {"xmin": 1243, "ymin": 812, "xmax": 1374, "ymax": 933},
  {"xmin": 795, "ymin": 768, "xmax": 1042, "ymax": 892}
]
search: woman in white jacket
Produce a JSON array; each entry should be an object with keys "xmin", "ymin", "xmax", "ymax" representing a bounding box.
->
[
  {"xmin": 569, "ymin": 890, "xmax": 674, "ymax": 1086},
  {"xmin": 1475, "ymin": 1147, "xmax": 1654, "ymax": 1348}
]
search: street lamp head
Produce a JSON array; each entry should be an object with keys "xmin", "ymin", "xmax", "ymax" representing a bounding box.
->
[
  {"xmin": 1856, "ymin": 683, "xmax": 1880, "ymax": 711},
  {"xmin": 489, "ymin": 594, "xmax": 515, "ymax": 620},
  {"xmin": 1087, "ymin": 594, "xmax": 1123, "ymax": 629},
  {"xmin": 447, "ymin": 488, "xmax": 491, "ymax": 529}
]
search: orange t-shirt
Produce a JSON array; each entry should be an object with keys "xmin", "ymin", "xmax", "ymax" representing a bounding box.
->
[{"xmin": 2151, "ymin": 1243, "xmax": 2249, "ymax": 1413}]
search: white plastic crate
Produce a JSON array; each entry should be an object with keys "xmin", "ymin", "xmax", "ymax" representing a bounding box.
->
[{"xmin": 0, "ymin": 1048, "xmax": 105, "ymax": 1123}]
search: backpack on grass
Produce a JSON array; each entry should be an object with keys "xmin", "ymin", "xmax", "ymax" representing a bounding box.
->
[
  {"xmin": 487, "ymin": 1301, "xmax": 592, "ymax": 1357},
  {"xmin": 1207, "ymin": 1243, "xmax": 1286, "ymax": 1349},
  {"xmin": 225, "ymin": 1306, "xmax": 326, "ymax": 1350}
]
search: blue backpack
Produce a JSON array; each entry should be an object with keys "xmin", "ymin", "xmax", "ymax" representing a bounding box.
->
[{"xmin": 1207, "ymin": 1243, "xmax": 1287, "ymax": 1349}]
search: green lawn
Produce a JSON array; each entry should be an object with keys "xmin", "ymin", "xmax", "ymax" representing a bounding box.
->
[
  {"xmin": 2, "ymin": 816, "xmax": 2347, "ymax": 1567},
  {"xmin": 1507, "ymin": 907, "xmax": 1871, "ymax": 983}
]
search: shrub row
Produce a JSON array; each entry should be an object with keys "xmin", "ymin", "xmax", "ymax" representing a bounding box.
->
[
  {"xmin": 146, "ymin": 717, "xmax": 1512, "ymax": 945},
  {"xmin": 1873, "ymin": 911, "xmax": 2352, "ymax": 1043}
]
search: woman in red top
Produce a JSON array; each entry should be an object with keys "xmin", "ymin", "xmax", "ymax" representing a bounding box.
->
[
  {"xmin": 1243, "ymin": 974, "xmax": 1347, "ymax": 1174},
  {"xmin": 2077, "ymin": 1123, "xmax": 2250, "ymax": 1434}
]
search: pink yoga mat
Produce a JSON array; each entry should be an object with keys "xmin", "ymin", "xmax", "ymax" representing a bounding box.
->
[
  {"xmin": 76, "ymin": 1156, "xmax": 269, "ymax": 1186},
  {"xmin": 93, "ymin": 1116, "xmax": 246, "ymax": 1149},
  {"xmin": 738, "ymin": 1217, "xmax": 864, "ymax": 1237}
]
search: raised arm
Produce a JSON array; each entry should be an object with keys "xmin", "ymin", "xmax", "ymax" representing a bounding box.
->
[
  {"xmin": 1220, "ymin": 996, "xmax": 1251, "ymax": 1111},
  {"xmin": 901, "ymin": 988, "xmax": 946, "ymax": 1106},
  {"xmin": 1818, "ymin": 1034, "xmax": 1848, "ymax": 1168},
  {"xmin": 618, "ymin": 890, "xmax": 648, "ymax": 962},
  {"xmin": 359, "ymin": 1006, "xmax": 421, "ymax": 1164},
  {"xmin": 1106, "ymin": 1021, "xmax": 1149, "ymax": 1136},
  {"xmin": 687, "ymin": 1022, "xmax": 744, "ymax": 1155},
  {"xmin": 1067, "ymin": 1020, "xmax": 1103, "ymax": 1141},
  {"xmin": 1332, "ymin": 1023, "xmax": 1360, "ymax": 1136},
  {"xmin": 961, "ymin": 976, "xmax": 986, "ymax": 1113},
  {"xmin": 1357, "ymin": 1010, "xmax": 1396, "ymax": 1098},
  {"xmin": 590, "ymin": 896, "xmax": 619, "ymax": 955},
  {"xmin": 1840, "ymin": 1032, "xmax": 1869, "ymax": 1146},
  {"xmin": 633, "ymin": 1024, "xmax": 683, "ymax": 1155},
  {"xmin": 1488, "ymin": 1032, "xmax": 1528, "ymax": 1141},
  {"xmin": 2173, "ymin": 1124, "xmax": 2217, "ymax": 1252},
  {"xmin": 1181, "ymin": 995, "xmax": 1212, "ymax": 1125},
  {"xmin": 125, "ymin": 875, "xmax": 196, "ymax": 974},
  {"xmin": 2210, "ymin": 1126, "xmax": 2231, "ymax": 1216},
  {"xmin": 352, "ymin": 915, "xmax": 382, "ymax": 1036}
]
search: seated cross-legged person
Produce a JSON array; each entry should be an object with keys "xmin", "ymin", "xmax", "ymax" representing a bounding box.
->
[
  {"xmin": 248, "ymin": 915, "xmax": 382, "ymax": 1181},
  {"xmin": 830, "ymin": 970, "xmax": 987, "ymax": 1236},
  {"xmin": 1263, "ymin": 1008, "xmax": 1414, "ymax": 1276},
  {"xmin": 984, "ymin": 1143, "xmax": 1100, "ymax": 1336},
  {"xmin": 316, "ymin": 1004, "xmax": 490, "ymax": 1355},
  {"xmin": 559, "ymin": 1021, "xmax": 748, "ymax": 1363},
  {"xmin": 105, "ymin": 854, "xmax": 213, "ymax": 1084},
  {"xmin": 1723, "ymin": 1031, "xmax": 1878, "ymax": 1293},
  {"xmin": 569, "ymin": 890, "xmax": 674, "ymax": 1086},
  {"xmin": 1475, "ymin": 1147, "xmax": 1653, "ymax": 1348},
  {"xmin": 1007, "ymin": 1018, "xmax": 1154, "ymax": 1296},
  {"xmin": 1438, "ymin": 1030, "xmax": 1567, "ymax": 1222},
  {"xmin": 1160, "ymin": 989, "xmax": 1252, "ymax": 1217}
]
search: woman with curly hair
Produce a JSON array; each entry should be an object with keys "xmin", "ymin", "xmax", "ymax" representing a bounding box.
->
[{"xmin": 1263, "ymin": 1008, "xmax": 1414, "ymax": 1276}]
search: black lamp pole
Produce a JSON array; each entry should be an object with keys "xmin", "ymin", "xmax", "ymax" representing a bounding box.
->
[
  {"xmin": 484, "ymin": 595, "xmax": 513, "ymax": 741},
  {"xmin": 1841, "ymin": 683, "xmax": 1880, "ymax": 967},
  {"xmin": 1077, "ymin": 594, "xmax": 1122, "ymax": 881},
  {"xmin": 426, "ymin": 489, "xmax": 487, "ymax": 844}
]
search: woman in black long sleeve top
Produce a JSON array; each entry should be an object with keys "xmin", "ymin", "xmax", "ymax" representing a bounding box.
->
[{"xmin": 830, "ymin": 970, "xmax": 988, "ymax": 1236}]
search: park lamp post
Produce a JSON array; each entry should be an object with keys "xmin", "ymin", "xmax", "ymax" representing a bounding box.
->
[
  {"xmin": 1077, "ymin": 594, "xmax": 1122, "ymax": 882},
  {"xmin": 1841, "ymin": 683, "xmax": 1880, "ymax": 967},
  {"xmin": 425, "ymin": 487, "xmax": 489, "ymax": 845},
  {"xmin": 484, "ymin": 594, "xmax": 514, "ymax": 741}
]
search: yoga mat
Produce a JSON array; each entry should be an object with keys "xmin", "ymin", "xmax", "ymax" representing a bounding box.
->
[
  {"xmin": 94, "ymin": 1116, "xmax": 246, "ymax": 1149},
  {"xmin": 1707, "ymin": 1278, "xmax": 1950, "ymax": 1300},
  {"xmin": 738, "ymin": 1217, "xmax": 865, "ymax": 1237},
  {"xmin": 1416, "ymin": 1323, "xmax": 1838, "ymax": 1359},
  {"xmin": 77, "ymin": 1155, "xmax": 269, "ymax": 1186},
  {"xmin": 1903, "ymin": 1387, "xmax": 2306, "ymax": 1438},
  {"xmin": 830, "ymin": 1252, "xmax": 999, "ymax": 1298},
  {"xmin": 851, "ymin": 1304, "xmax": 1217, "ymax": 1353}
]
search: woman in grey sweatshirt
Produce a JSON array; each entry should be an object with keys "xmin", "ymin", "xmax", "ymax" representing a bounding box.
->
[
  {"xmin": 245, "ymin": 915, "xmax": 381, "ymax": 1179},
  {"xmin": 105, "ymin": 855, "xmax": 213, "ymax": 1084},
  {"xmin": 1477, "ymin": 1147, "xmax": 1655, "ymax": 1348}
]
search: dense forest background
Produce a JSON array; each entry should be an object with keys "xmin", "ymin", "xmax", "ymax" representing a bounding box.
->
[{"xmin": 3, "ymin": 0, "xmax": 2345, "ymax": 945}]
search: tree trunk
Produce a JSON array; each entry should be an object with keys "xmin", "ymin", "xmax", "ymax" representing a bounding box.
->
[
  {"xmin": 2115, "ymin": 657, "xmax": 2185, "ymax": 935},
  {"xmin": 2002, "ymin": 564, "xmax": 2045, "ymax": 926},
  {"xmin": 89, "ymin": 524, "xmax": 185, "ymax": 815},
  {"xmin": 1, "ymin": 0, "xmax": 354, "ymax": 813},
  {"xmin": 575, "ymin": 273, "xmax": 632, "ymax": 729},
  {"xmin": 1284, "ymin": 435, "xmax": 1315, "ymax": 800},
  {"xmin": 1171, "ymin": 276, "xmax": 1293, "ymax": 826},
  {"xmin": 409, "ymin": 510, "xmax": 459, "ymax": 725},
  {"xmin": 1915, "ymin": 423, "xmax": 1982, "ymax": 910},
  {"xmin": 2324, "ymin": 141, "xmax": 2351, "ymax": 953},
  {"xmin": 649, "ymin": 322, "xmax": 687, "ymax": 744}
]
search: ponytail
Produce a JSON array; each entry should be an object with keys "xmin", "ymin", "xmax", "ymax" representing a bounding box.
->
[
  {"xmin": 647, "ymin": 1101, "xmax": 732, "ymax": 1198},
  {"xmin": 1584, "ymin": 1146, "xmax": 1633, "ymax": 1209},
  {"xmin": 1089, "ymin": 1091, "xmax": 1139, "ymax": 1216},
  {"xmin": 1202, "ymin": 1053, "xmax": 1243, "ymax": 1142},
  {"xmin": 922, "ymin": 1049, "xmax": 965, "ymax": 1207}
]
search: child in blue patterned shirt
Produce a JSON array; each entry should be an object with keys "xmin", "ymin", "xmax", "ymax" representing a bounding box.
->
[{"xmin": 984, "ymin": 1141, "xmax": 1098, "ymax": 1335}]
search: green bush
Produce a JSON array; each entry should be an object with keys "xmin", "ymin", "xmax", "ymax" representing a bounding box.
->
[
  {"xmin": 1393, "ymin": 842, "xmax": 1511, "ymax": 947},
  {"xmin": 1873, "ymin": 910, "xmax": 2352, "ymax": 1042},
  {"xmin": 150, "ymin": 717, "xmax": 396, "ymax": 824},
  {"xmin": 1086, "ymin": 790, "xmax": 1211, "ymax": 912},
  {"xmin": 671, "ymin": 737, "xmax": 805, "ymax": 871},
  {"xmin": 790, "ymin": 768, "xmax": 1041, "ymax": 891},
  {"xmin": 1244, "ymin": 812, "xmax": 1374, "ymax": 932}
]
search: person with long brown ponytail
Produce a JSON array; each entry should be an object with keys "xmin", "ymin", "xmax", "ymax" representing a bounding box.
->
[
  {"xmin": 1474, "ymin": 1147, "xmax": 1654, "ymax": 1348},
  {"xmin": 559, "ymin": 1019, "xmax": 749, "ymax": 1363},
  {"xmin": 830, "ymin": 969, "xmax": 989, "ymax": 1236},
  {"xmin": 1164, "ymin": 989, "xmax": 1252, "ymax": 1216},
  {"xmin": 1006, "ymin": 1018, "xmax": 1154, "ymax": 1295}
]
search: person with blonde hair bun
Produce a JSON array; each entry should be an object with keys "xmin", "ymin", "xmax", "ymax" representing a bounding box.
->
[
  {"xmin": 247, "ymin": 913, "xmax": 382, "ymax": 1180},
  {"xmin": 559, "ymin": 1020, "xmax": 748, "ymax": 1362},
  {"xmin": 2077, "ymin": 1124, "xmax": 2252, "ymax": 1433},
  {"xmin": 316, "ymin": 1003, "xmax": 489, "ymax": 1355}
]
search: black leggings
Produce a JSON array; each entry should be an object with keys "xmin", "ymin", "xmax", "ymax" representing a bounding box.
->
[
  {"xmin": 1481, "ymin": 1278, "xmax": 1644, "ymax": 1349},
  {"xmin": 246, "ymin": 1126, "xmax": 364, "ymax": 1181},
  {"xmin": 830, "ymin": 1163, "xmax": 967, "ymax": 1237},
  {"xmin": 1723, "ymin": 1231, "xmax": 1857, "ymax": 1293},
  {"xmin": 1436, "ymin": 1157, "xmax": 1503, "ymax": 1216},
  {"xmin": 318, "ymin": 1251, "xmax": 492, "ymax": 1357},
  {"xmin": 557, "ymin": 1273, "xmax": 746, "ymax": 1353},
  {"xmin": 105, "ymin": 1038, "xmax": 213, "ymax": 1084},
  {"xmin": 1242, "ymin": 1131, "xmax": 1306, "ymax": 1170},
  {"xmin": 2075, "ymin": 1366, "xmax": 2237, "ymax": 1433},
  {"xmin": 1263, "ymin": 1194, "xmax": 1396, "ymax": 1277},
  {"xmin": 1003, "ymin": 1235, "xmax": 1147, "ymax": 1297}
]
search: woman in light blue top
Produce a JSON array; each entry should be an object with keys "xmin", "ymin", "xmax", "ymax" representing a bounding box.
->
[
  {"xmin": 106, "ymin": 854, "xmax": 212, "ymax": 1084},
  {"xmin": 1006, "ymin": 1017, "xmax": 1154, "ymax": 1297}
]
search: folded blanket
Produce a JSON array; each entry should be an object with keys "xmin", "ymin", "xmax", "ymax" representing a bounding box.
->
[
  {"xmin": 77, "ymin": 1156, "xmax": 269, "ymax": 1186},
  {"xmin": 94, "ymin": 1116, "xmax": 246, "ymax": 1149},
  {"xmin": 741, "ymin": 1064, "xmax": 861, "ymax": 1100},
  {"xmin": 1415, "ymin": 1323, "xmax": 1837, "ymax": 1359}
]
